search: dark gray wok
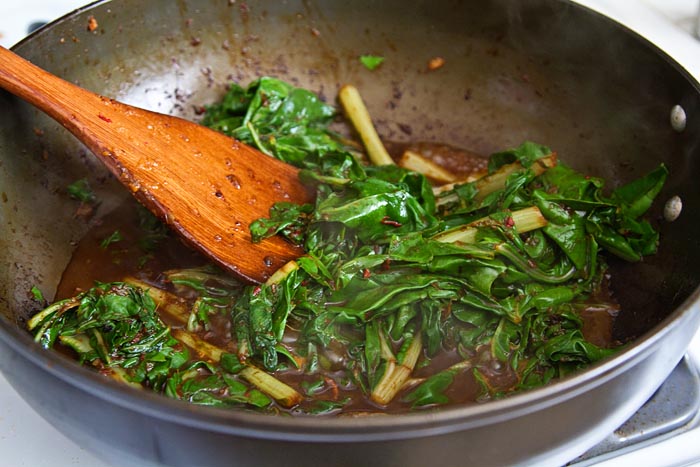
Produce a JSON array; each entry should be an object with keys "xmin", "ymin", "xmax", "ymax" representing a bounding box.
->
[{"xmin": 1, "ymin": 1, "xmax": 699, "ymax": 466}]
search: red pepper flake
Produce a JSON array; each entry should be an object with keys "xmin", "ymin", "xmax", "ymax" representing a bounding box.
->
[
  {"xmin": 252, "ymin": 286, "xmax": 262, "ymax": 296},
  {"xmin": 324, "ymin": 376, "xmax": 339, "ymax": 400},
  {"xmin": 98, "ymin": 114, "xmax": 112, "ymax": 123},
  {"xmin": 381, "ymin": 258, "xmax": 391, "ymax": 271},
  {"xmin": 504, "ymin": 216, "xmax": 515, "ymax": 228},
  {"xmin": 380, "ymin": 216, "xmax": 402, "ymax": 227},
  {"xmin": 362, "ymin": 268, "xmax": 371, "ymax": 279}
]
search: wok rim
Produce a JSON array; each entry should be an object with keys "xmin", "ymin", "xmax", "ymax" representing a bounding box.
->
[{"xmin": 1, "ymin": 0, "xmax": 700, "ymax": 444}]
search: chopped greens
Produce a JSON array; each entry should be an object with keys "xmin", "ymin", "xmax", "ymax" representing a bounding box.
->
[
  {"xmin": 359, "ymin": 54, "xmax": 385, "ymax": 70},
  {"xmin": 201, "ymin": 76, "xmax": 349, "ymax": 167},
  {"xmin": 30, "ymin": 285, "xmax": 45, "ymax": 303},
  {"xmin": 67, "ymin": 178, "xmax": 96, "ymax": 203},
  {"xmin": 100, "ymin": 230, "xmax": 123, "ymax": 249},
  {"xmin": 29, "ymin": 77, "xmax": 667, "ymax": 414}
]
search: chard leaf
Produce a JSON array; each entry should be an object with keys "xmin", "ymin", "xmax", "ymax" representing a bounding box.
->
[
  {"xmin": 535, "ymin": 197, "xmax": 588, "ymax": 270},
  {"xmin": 202, "ymin": 76, "xmax": 346, "ymax": 167},
  {"xmin": 403, "ymin": 369, "xmax": 456, "ymax": 407},
  {"xmin": 612, "ymin": 164, "xmax": 668, "ymax": 219},
  {"xmin": 488, "ymin": 141, "xmax": 551, "ymax": 173}
]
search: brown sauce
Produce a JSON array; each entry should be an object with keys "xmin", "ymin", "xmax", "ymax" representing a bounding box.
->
[
  {"xmin": 57, "ymin": 204, "xmax": 203, "ymax": 299},
  {"xmin": 386, "ymin": 140, "xmax": 489, "ymax": 178}
]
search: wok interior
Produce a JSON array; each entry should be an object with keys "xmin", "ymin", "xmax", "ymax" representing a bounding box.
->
[{"xmin": 1, "ymin": 0, "xmax": 699, "ymax": 374}]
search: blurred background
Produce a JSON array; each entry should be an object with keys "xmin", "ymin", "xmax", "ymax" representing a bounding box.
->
[
  {"xmin": 2, "ymin": 1, "xmax": 699, "ymax": 72},
  {"xmin": 1, "ymin": 0, "xmax": 699, "ymax": 49}
]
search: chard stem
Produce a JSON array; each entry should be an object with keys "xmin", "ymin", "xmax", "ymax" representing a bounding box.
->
[
  {"xmin": 435, "ymin": 153, "xmax": 557, "ymax": 206},
  {"xmin": 58, "ymin": 334, "xmax": 92, "ymax": 354},
  {"xmin": 432, "ymin": 206, "xmax": 547, "ymax": 244},
  {"xmin": 239, "ymin": 366, "xmax": 303, "ymax": 408},
  {"xmin": 339, "ymin": 84, "xmax": 394, "ymax": 166},
  {"xmin": 171, "ymin": 328, "xmax": 225, "ymax": 362},
  {"xmin": 246, "ymin": 121, "xmax": 275, "ymax": 157},
  {"xmin": 60, "ymin": 335, "xmax": 142, "ymax": 389},
  {"xmin": 265, "ymin": 260, "xmax": 299, "ymax": 286},
  {"xmin": 27, "ymin": 296, "xmax": 79, "ymax": 333},
  {"xmin": 371, "ymin": 333, "xmax": 422, "ymax": 405},
  {"xmin": 105, "ymin": 367, "xmax": 143, "ymax": 389},
  {"xmin": 171, "ymin": 328, "xmax": 302, "ymax": 408},
  {"xmin": 398, "ymin": 150, "xmax": 457, "ymax": 184}
]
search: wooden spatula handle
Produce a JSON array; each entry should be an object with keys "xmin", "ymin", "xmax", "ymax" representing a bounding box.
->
[{"xmin": 0, "ymin": 46, "xmax": 115, "ymax": 157}]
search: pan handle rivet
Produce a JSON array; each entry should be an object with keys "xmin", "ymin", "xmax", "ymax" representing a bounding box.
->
[
  {"xmin": 664, "ymin": 195, "xmax": 682, "ymax": 222},
  {"xmin": 670, "ymin": 105, "xmax": 686, "ymax": 132}
]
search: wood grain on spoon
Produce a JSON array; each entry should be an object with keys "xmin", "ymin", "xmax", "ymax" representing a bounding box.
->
[{"xmin": 0, "ymin": 46, "xmax": 313, "ymax": 283}]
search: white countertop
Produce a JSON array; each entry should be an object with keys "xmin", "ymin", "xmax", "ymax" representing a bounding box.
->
[{"xmin": 1, "ymin": 1, "xmax": 700, "ymax": 466}]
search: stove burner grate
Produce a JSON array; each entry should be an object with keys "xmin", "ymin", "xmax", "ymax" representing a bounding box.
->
[{"xmin": 571, "ymin": 356, "xmax": 700, "ymax": 465}]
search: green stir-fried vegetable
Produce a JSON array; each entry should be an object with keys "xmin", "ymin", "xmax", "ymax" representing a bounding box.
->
[{"xmin": 29, "ymin": 77, "xmax": 667, "ymax": 413}]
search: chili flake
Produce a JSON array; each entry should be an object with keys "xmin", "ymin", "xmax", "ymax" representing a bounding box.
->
[
  {"xmin": 381, "ymin": 258, "xmax": 391, "ymax": 271},
  {"xmin": 380, "ymin": 216, "xmax": 402, "ymax": 227}
]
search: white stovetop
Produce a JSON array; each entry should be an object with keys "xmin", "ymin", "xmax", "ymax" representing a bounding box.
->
[{"xmin": 1, "ymin": 1, "xmax": 700, "ymax": 466}]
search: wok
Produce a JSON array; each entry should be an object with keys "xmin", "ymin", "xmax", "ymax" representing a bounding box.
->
[{"xmin": 1, "ymin": 0, "xmax": 699, "ymax": 466}]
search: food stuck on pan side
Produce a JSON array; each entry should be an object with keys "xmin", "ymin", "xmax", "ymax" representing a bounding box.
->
[{"xmin": 27, "ymin": 77, "xmax": 668, "ymax": 415}]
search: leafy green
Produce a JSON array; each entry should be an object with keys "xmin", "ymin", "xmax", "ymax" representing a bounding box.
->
[
  {"xmin": 487, "ymin": 141, "xmax": 551, "ymax": 173},
  {"xmin": 29, "ymin": 283, "xmax": 183, "ymax": 378},
  {"xmin": 404, "ymin": 369, "xmax": 457, "ymax": 407},
  {"xmin": 100, "ymin": 230, "xmax": 123, "ymax": 249},
  {"xmin": 250, "ymin": 202, "xmax": 313, "ymax": 245},
  {"xmin": 28, "ymin": 282, "xmax": 276, "ymax": 411},
  {"xmin": 201, "ymin": 76, "xmax": 349, "ymax": 168},
  {"xmin": 67, "ymin": 178, "xmax": 96, "ymax": 203},
  {"xmin": 30, "ymin": 286, "xmax": 45, "ymax": 303},
  {"xmin": 612, "ymin": 165, "xmax": 668, "ymax": 219},
  {"xmin": 359, "ymin": 55, "xmax": 385, "ymax": 70},
  {"xmin": 30, "ymin": 77, "xmax": 668, "ymax": 413},
  {"xmin": 228, "ymin": 129, "xmax": 665, "ymax": 402}
]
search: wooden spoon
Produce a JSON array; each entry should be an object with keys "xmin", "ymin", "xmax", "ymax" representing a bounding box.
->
[{"xmin": 0, "ymin": 45, "xmax": 313, "ymax": 284}]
